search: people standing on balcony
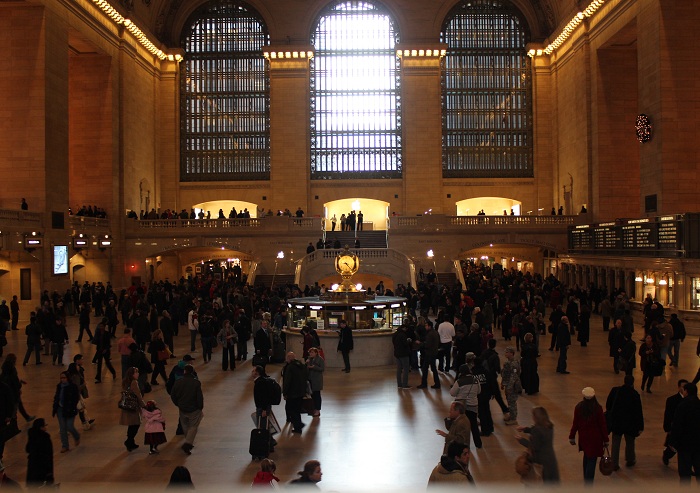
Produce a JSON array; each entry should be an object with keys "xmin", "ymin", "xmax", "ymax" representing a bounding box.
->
[
  {"xmin": 306, "ymin": 243, "xmax": 315, "ymax": 254},
  {"xmin": 357, "ymin": 211, "xmax": 363, "ymax": 230},
  {"xmin": 340, "ymin": 213, "xmax": 346, "ymax": 231},
  {"xmin": 330, "ymin": 214, "xmax": 337, "ymax": 231},
  {"xmin": 295, "ymin": 207, "xmax": 304, "ymax": 217},
  {"xmin": 348, "ymin": 210, "xmax": 356, "ymax": 231},
  {"xmin": 21, "ymin": 198, "xmax": 28, "ymax": 210}
]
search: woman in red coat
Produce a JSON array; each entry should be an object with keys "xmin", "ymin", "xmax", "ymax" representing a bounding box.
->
[{"xmin": 569, "ymin": 387, "xmax": 609, "ymax": 483}]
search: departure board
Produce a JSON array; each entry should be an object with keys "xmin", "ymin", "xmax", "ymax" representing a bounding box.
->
[
  {"xmin": 570, "ymin": 227, "xmax": 592, "ymax": 249},
  {"xmin": 593, "ymin": 225, "xmax": 620, "ymax": 250},
  {"xmin": 635, "ymin": 222, "xmax": 656, "ymax": 248},
  {"xmin": 568, "ymin": 215, "xmax": 687, "ymax": 256},
  {"xmin": 657, "ymin": 219, "xmax": 679, "ymax": 248}
]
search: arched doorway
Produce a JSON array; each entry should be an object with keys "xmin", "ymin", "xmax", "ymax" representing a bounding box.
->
[
  {"xmin": 455, "ymin": 197, "xmax": 522, "ymax": 216},
  {"xmin": 192, "ymin": 200, "xmax": 259, "ymax": 218},
  {"xmin": 324, "ymin": 198, "xmax": 390, "ymax": 231}
]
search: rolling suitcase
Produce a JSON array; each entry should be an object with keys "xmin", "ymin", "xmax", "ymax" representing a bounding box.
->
[
  {"xmin": 249, "ymin": 417, "xmax": 271, "ymax": 460},
  {"xmin": 270, "ymin": 332, "xmax": 286, "ymax": 363}
]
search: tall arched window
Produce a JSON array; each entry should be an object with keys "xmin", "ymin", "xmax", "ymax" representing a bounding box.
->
[
  {"xmin": 441, "ymin": 0, "xmax": 532, "ymax": 178},
  {"xmin": 180, "ymin": 1, "xmax": 270, "ymax": 181},
  {"xmin": 310, "ymin": 1, "xmax": 401, "ymax": 180}
]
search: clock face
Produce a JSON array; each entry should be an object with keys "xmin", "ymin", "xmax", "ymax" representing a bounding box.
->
[{"xmin": 336, "ymin": 254, "xmax": 359, "ymax": 275}]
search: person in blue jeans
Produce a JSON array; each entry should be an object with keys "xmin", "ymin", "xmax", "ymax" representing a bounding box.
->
[{"xmin": 51, "ymin": 371, "xmax": 81, "ymax": 453}]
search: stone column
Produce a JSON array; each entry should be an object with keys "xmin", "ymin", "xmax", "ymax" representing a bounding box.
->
[
  {"xmin": 399, "ymin": 52, "xmax": 443, "ymax": 215},
  {"xmin": 267, "ymin": 47, "xmax": 312, "ymax": 215}
]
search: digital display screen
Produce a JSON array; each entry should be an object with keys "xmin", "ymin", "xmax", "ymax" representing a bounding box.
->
[{"xmin": 53, "ymin": 245, "xmax": 68, "ymax": 275}]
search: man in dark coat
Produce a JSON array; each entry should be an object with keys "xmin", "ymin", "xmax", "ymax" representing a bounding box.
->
[
  {"xmin": 159, "ymin": 310, "xmax": 176, "ymax": 358},
  {"xmin": 282, "ymin": 352, "xmax": 308, "ymax": 434},
  {"xmin": 23, "ymin": 314, "xmax": 43, "ymax": 366},
  {"xmin": 662, "ymin": 379, "xmax": 688, "ymax": 465},
  {"xmin": 555, "ymin": 316, "xmax": 572, "ymax": 374},
  {"xmin": 605, "ymin": 375, "xmax": 644, "ymax": 469},
  {"xmin": 336, "ymin": 319, "xmax": 353, "ymax": 373},
  {"xmin": 392, "ymin": 324, "xmax": 411, "ymax": 389},
  {"xmin": 253, "ymin": 320, "xmax": 273, "ymax": 367},
  {"xmin": 418, "ymin": 320, "xmax": 440, "ymax": 389},
  {"xmin": 94, "ymin": 320, "xmax": 116, "ymax": 383},
  {"xmin": 669, "ymin": 381, "xmax": 700, "ymax": 482},
  {"xmin": 9, "ymin": 296, "xmax": 19, "ymax": 331},
  {"xmin": 170, "ymin": 364, "xmax": 204, "ymax": 455},
  {"xmin": 608, "ymin": 319, "xmax": 623, "ymax": 373},
  {"xmin": 0, "ymin": 379, "xmax": 18, "ymax": 460}
]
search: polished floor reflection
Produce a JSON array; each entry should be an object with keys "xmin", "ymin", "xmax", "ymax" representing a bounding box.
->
[{"xmin": 1, "ymin": 315, "xmax": 697, "ymax": 490}]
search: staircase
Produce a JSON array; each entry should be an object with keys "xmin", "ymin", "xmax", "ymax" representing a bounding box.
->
[
  {"xmin": 254, "ymin": 274, "xmax": 295, "ymax": 288},
  {"xmin": 325, "ymin": 230, "xmax": 387, "ymax": 249},
  {"xmin": 436, "ymin": 272, "xmax": 458, "ymax": 289}
]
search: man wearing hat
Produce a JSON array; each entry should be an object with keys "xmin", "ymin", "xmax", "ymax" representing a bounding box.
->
[{"xmin": 166, "ymin": 355, "xmax": 196, "ymax": 395}]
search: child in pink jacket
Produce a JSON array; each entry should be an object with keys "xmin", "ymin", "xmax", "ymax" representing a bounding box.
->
[{"xmin": 142, "ymin": 400, "xmax": 166, "ymax": 454}]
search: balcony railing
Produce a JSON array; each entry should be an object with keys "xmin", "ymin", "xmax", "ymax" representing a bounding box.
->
[
  {"xmin": 392, "ymin": 215, "xmax": 576, "ymax": 229},
  {"xmin": 0, "ymin": 210, "xmax": 43, "ymax": 227},
  {"xmin": 126, "ymin": 216, "xmax": 320, "ymax": 235},
  {"xmin": 68, "ymin": 216, "xmax": 110, "ymax": 229}
]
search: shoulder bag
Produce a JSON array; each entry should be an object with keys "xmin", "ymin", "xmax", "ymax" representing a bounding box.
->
[
  {"xmin": 157, "ymin": 344, "xmax": 172, "ymax": 361},
  {"xmin": 599, "ymin": 446, "xmax": 615, "ymax": 476},
  {"xmin": 118, "ymin": 389, "xmax": 139, "ymax": 411}
]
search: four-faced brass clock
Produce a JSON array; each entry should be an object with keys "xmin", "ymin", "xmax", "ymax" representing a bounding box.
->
[{"xmin": 335, "ymin": 251, "xmax": 360, "ymax": 277}]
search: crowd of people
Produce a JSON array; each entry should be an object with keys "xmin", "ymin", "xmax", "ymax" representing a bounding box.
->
[
  {"xmin": 0, "ymin": 264, "xmax": 699, "ymax": 488},
  {"xmin": 68, "ymin": 206, "xmax": 108, "ymax": 218}
]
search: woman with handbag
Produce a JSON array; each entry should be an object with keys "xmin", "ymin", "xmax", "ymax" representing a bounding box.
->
[
  {"xmin": 148, "ymin": 329, "xmax": 168, "ymax": 386},
  {"xmin": 515, "ymin": 407, "xmax": 560, "ymax": 484},
  {"xmin": 217, "ymin": 319, "xmax": 238, "ymax": 371},
  {"xmin": 51, "ymin": 371, "xmax": 80, "ymax": 453},
  {"xmin": 306, "ymin": 347, "xmax": 325, "ymax": 417},
  {"xmin": 639, "ymin": 335, "xmax": 661, "ymax": 393},
  {"xmin": 120, "ymin": 367, "xmax": 146, "ymax": 451},
  {"xmin": 568, "ymin": 387, "xmax": 609, "ymax": 484}
]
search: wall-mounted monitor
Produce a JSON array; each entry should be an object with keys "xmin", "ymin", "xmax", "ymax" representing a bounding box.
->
[{"xmin": 53, "ymin": 245, "xmax": 68, "ymax": 275}]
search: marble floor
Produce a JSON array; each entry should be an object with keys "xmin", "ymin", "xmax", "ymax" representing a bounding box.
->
[{"xmin": 0, "ymin": 314, "xmax": 697, "ymax": 490}]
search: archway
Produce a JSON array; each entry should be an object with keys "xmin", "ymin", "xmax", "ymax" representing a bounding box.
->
[
  {"xmin": 455, "ymin": 197, "xmax": 522, "ymax": 216},
  {"xmin": 145, "ymin": 247, "xmax": 256, "ymax": 282},
  {"xmin": 459, "ymin": 244, "xmax": 550, "ymax": 276},
  {"xmin": 324, "ymin": 198, "xmax": 390, "ymax": 231},
  {"xmin": 192, "ymin": 200, "xmax": 259, "ymax": 218}
]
